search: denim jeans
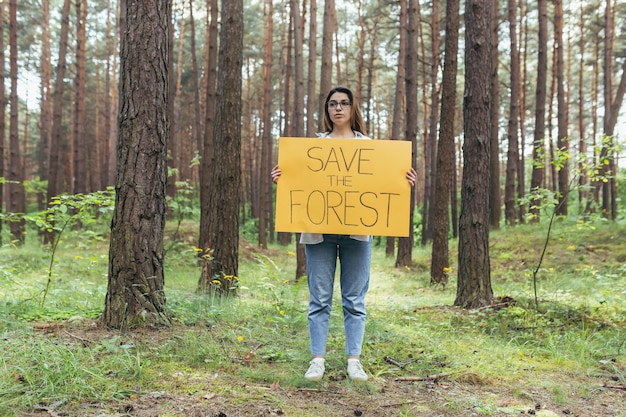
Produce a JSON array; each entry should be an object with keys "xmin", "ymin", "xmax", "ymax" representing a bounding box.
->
[{"xmin": 305, "ymin": 234, "xmax": 372, "ymax": 356}]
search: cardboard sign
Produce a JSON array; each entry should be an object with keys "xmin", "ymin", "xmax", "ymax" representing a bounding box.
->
[{"xmin": 275, "ymin": 137, "xmax": 412, "ymax": 237}]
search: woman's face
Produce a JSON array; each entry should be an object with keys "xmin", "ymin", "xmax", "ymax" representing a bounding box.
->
[{"xmin": 327, "ymin": 92, "xmax": 352, "ymax": 129}]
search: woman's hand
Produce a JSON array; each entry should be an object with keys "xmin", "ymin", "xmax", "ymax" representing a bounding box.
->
[
  {"xmin": 406, "ymin": 168, "xmax": 417, "ymax": 187},
  {"xmin": 271, "ymin": 165, "xmax": 282, "ymax": 183}
]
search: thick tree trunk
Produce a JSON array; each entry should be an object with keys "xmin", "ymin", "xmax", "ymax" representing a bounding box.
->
[
  {"xmin": 455, "ymin": 0, "xmax": 493, "ymax": 309},
  {"xmin": 104, "ymin": 0, "xmax": 171, "ymax": 329}
]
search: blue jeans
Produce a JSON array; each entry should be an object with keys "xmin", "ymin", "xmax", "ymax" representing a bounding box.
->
[{"xmin": 305, "ymin": 235, "xmax": 372, "ymax": 357}]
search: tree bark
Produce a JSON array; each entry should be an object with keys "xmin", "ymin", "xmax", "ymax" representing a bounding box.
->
[
  {"xmin": 103, "ymin": 0, "xmax": 171, "ymax": 329},
  {"xmin": 278, "ymin": 5, "xmax": 294, "ymax": 248},
  {"xmin": 396, "ymin": 0, "xmax": 418, "ymax": 269},
  {"xmin": 387, "ymin": 0, "xmax": 407, "ymax": 257},
  {"xmin": 318, "ymin": 0, "xmax": 335, "ymax": 130},
  {"xmin": 505, "ymin": 0, "xmax": 521, "ymax": 225},
  {"xmin": 8, "ymin": 0, "xmax": 25, "ymax": 244},
  {"xmin": 431, "ymin": 0, "xmax": 459, "ymax": 285},
  {"xmin": 197, "ymin": 0, "xmax": 243, "ymax": 295},
  {"xmin": 44, "ymin": 0, "xmax": 71, "ymax": 244},
  {"xmin": 305, "ymin": 0, "xmax": 317, "ymax": 137},
  {"xmin": 455, "ymin": 0, "xmax": 493, "ymax": 309},
  {"xmin": 198, "ymin": 0, "xmax": 218, "ymax": 253},
  {"xmin": 555, "ymin": 0, "xmax": 568, "ymax": 216},
  {"xmin": 489, "ymin": 0, "xmax": 501, "ymax": 229},
  {"xmin": 528, "ymin": 0, "xmax": 548, "ymax": 222},
  {"xmin": 0, "ymin": 0, "xmax": 5, "ymax": 245},
  {"xmin": 38, "ymin": 0, "xmax": 52, "ymax": 212},
  {"xmin": 73, "ymin": 0, "xmax": 87, "ymax": 194},
  {"xmin": 258, "ymin": 0, "xmax": 273, "ymax": 249},
  {"xmin": 422, "ymin": 1, "xmax": 440, "ymax": 245}
]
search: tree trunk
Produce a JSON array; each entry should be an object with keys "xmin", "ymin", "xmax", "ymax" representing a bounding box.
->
[
  {"xmin": 422, "ymin": 1, "xmax": 440, "ymax": 245},
  {"xmin": 38, "ymin": 0, "xmax": 52, "ymax": 212},
  {"xmin": 45, "ymin": 0, "xmax": 71, "ymax": 244},
  {"xmin": 166, "ymin": 6, "xmax": 177, "ymax": 200},
  {"xmin": 528, "ymin": 0, "xmax": 548, "ymax": 222},
  {"xmin": 517, "ymin": 0, "xmax": 527, "ymax": 223},
  {"xmin": 101, "ymin": 0, "xmax": 113, "ymax": 190},
  {"xmin": 103, "ymin": 0, "xmax": 171, "ymax": 329},
  {"xmin": 289, "ymin": 0, "xmax": 306, "ymax": 278},
  {"xmin": 387, "ymin": 0, "xmax": 407, "ymax": 257},
  {"xmin": 489, "ymin": 0, "xmax": 501, "ymax": 229},
  {"xmin": 0, "ymin": 0, "xmax": 5, "ymax": 245},
  {"xmin": 554, "ymin": 0, "xmax": 568, "ymax": 216},
  {"xmin": 8, "ymin": 0, "xmax": 25, "ymax": 244},
  {"xmin": 258, "ymin": 0, "xmax": 273, "ymax": 249},
  {"xmin": 577, "ymin": 1, "xmax": 587, "ymax": 214},
  {"xmin": 318, "ymin": 0, "xmax": 334, "ymax": 129},
  {"xmin": 73, "ymin": 0, "xmax": 87, "ymax": 194},
  {"xmin": 396, "ymin": 0, "xmax": 418, "ymax": 269},
  {"xmin": 431, "ymin": 0, "xmax": 459, "ymax": 285},
  {"xmin": 291, "ymin": 0, "xmax": 304, "ymax": 138},
  {"xmin": 197, "ymin": 0, "xmax": 243, "ymax": 295},
  {"xmin": 505, "ymin": 0, "xmax": 521, "ymax": 225},
  {"xmin": 278, "ymin": 5, "xmax": 294, "ymax": 248},
  {"xmin": 305, "ymin": 0, "xmax": 317, "ymax": 137},
  {"xmin": 600, "ymin": 0, "xmax": 619, "ymax": 220},
  {"xmin": 455, "ymin": 0, "xmax": 493, "ymax": 309},
  {"xmin": 189, "ymin": 0, "xmax": 203, "ymax": 175},
  {"xmin": 198, "ymin": 0, "xmax": 218, "ymax": 254}
]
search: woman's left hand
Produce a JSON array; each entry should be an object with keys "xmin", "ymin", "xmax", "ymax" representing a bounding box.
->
[{"xmin": 406, "ymin": 168, "xmax": 417, "ymax": 187}]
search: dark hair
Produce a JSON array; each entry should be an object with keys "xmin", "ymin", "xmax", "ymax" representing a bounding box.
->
[{"xmin": 322, "ymin": 86, "xmax": 367, "ymax": 136}]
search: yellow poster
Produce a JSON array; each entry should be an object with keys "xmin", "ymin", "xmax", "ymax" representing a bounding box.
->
[{"xmin": 275, "ymin": 137, "xmax": 412, "ymax": 237}]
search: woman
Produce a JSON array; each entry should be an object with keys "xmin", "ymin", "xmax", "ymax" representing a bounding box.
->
[{"xmin": 272, "ymin": 86, "xmax": 417, "ymax": 381}]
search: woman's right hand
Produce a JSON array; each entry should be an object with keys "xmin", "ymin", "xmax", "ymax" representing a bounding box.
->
[{"xmin": 271, "ymin": 165, "xmax": 282, "ymax": 183}]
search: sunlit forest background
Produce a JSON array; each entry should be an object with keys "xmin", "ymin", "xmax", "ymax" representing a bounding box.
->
[{"xmin": 1, "ymin": 0, "xmax": 626, "ymax": 246}]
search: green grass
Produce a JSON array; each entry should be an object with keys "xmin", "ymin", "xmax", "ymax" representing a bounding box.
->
[{"xmin": 0, "ymin": 218, "xmax": 625, "ymax": 416}]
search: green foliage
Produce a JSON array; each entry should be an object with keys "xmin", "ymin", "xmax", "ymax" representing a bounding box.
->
[{"xmin": 1, "ymin": 188, "xmax": 115, "ymax": 307}]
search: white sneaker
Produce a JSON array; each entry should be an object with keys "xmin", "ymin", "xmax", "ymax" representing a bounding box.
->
[
  {"xmin": 347, "ymin": 359, "xmax": 368, "ymax": 381},
  {"xmin": 304, "ymin": 358, "xmax": 325, "ymax": 381}
]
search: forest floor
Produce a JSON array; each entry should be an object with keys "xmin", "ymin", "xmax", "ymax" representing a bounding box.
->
[
  {"xmin": 4, "ymin": 221, "xmax": 626, "ymax": 417},
  {"xmin": 16, "ymin": 314, "xmax": 626, "ymax": 417}
]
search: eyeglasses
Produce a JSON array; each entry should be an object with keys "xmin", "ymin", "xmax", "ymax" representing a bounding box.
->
[{"xmin": 328, "ymin": 100, "xmax": 352, "ymax": 110}]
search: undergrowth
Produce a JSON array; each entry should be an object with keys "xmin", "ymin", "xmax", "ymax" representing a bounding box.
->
[{"xmin": 0, "ymin": 218, "xmax": 625, "ymax": 416}]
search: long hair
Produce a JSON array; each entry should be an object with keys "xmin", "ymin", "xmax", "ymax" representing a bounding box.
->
[{"xmin": 321, "ymin": 86, "xmax": 367, "ymax": 136}]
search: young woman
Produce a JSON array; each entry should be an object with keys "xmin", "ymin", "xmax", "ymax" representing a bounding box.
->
[{"xmin": 272, "ymin": 86, "xmax": 417, "ymax": 381}]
